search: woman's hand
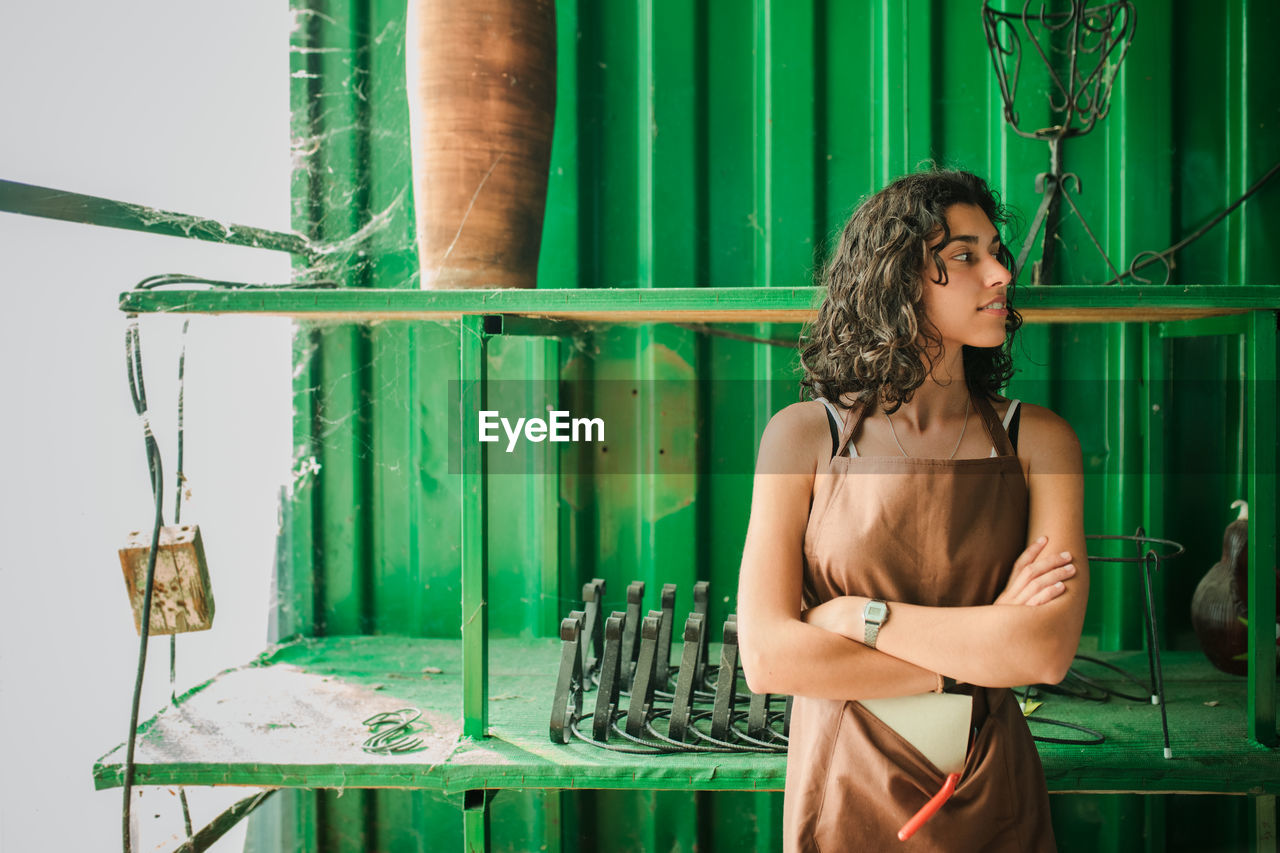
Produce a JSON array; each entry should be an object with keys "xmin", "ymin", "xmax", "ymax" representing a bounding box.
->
[
  {"xmin": 994, "ymin": 535, "xmax": 1077, "ymax": 607},
  {"xmin": 801, "ymin": 595, "xmax": 868, "ymax": 641}
]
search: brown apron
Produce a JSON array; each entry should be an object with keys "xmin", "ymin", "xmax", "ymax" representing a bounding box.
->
[{"xmin": 783, "ymin": 394, "xmax": 1056, "ymax": 852}]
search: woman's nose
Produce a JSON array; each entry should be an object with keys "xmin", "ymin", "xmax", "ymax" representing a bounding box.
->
[{"xmin": 986, "ymin": 256, "xmax": 1012, "ymax": 287}]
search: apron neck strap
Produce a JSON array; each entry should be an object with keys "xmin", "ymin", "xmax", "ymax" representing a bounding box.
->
[
  {"xmin": 835, "ymin": 398, "xmax": 873, "ymax": 458},
  {"xmin": 973, "ymin": 394, "xmax": 1015, "ymax": 457}
]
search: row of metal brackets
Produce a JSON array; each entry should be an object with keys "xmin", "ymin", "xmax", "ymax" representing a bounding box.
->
[{"xmin": 550, "ymin": 579, "xmax": 791, "ymax": 753}]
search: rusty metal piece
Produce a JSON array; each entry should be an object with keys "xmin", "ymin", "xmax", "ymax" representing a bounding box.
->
[
  {"xmin": 621, "ymin": 581, "xmax": 645, "ymax": 682},
  {"xmin": 747, "ymin": 690, "xmax": 771, "ymax": 740},
  {"xmin": 710, "ymin": 616, "xmax": 740, "ymax": 740},
  {"xmin": 656, "ymin": 583, "xmax": 677, "ymax": 686},
  {"xmin": 693, "ymin": 581, "xmax": 711, "ymax": 687},
  {"xmin": 549, "ymin": 612, "xmax": 584, "ymax": 744},
  {"xmin": 668, "ymin": 612, "xmax": 706, "ymax": 742},
  {"xmin": 625, "ymin": 611, "xmax": 663, "ymax": 737},
  {"xmin": 592, "ymin": 612, "xmax": 626, "ymax": 742},
  {"xmin": 580, "ymin": 578, "xmax": 606, "ymax": 677}
]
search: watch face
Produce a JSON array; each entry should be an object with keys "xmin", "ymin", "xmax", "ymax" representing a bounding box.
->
[{"xmin": 865, "ymin": 600, "xmax": 888, "ymax": 624}]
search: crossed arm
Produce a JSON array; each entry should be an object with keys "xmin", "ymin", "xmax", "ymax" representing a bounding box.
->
[{"xmin": 736, "ymin": 401, "xmax": 1089, "ymax": 700}]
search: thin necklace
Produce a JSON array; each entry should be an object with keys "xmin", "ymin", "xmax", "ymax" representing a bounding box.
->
[{"xmin": 885, "ymin": 395, "xmax": 971, "ymax": 459}]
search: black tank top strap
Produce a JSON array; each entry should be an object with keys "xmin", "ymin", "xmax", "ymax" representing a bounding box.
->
[
  {"xmin": 972, "ymin": 394, "xmax": 1016, "ymax": 458},
  {"xmin": 1008, "ymin": 404, "xmax": 1021, "ymax": 452},
  {"xmin": 823, "ymin": 404, "xmax": 840, "ymax": 457}
]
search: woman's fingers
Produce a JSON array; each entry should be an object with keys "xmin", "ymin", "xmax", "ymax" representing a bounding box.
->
[
  {"xmin": 997, "ymin": 538, "xmax": 1053, "ymax": 605},
  {"xmin": 1019, "ymin": 564, "xmax": 1077, "ymax": 606},
  {"xmin": 1015, "ymin": 551, "xmax": 1072, "ymax": 586},
  {"xmin": 1010, "ymin": 543, "xmax": 1070, "ymax": 589},
  {"xmin": 1011, "ymin": 536, "xmax": 1049, "ymax": 573},
  {"xmin": 1024, "ymin": 581, "xmax": 1066, "ymax": 607},
  {"xmin": 997, "ymin": 542, "xmax": 1074, "ymax": 606},
  {"xmin": 999, "ymin": 556, "xmax": 1076, "ymax": 606}
]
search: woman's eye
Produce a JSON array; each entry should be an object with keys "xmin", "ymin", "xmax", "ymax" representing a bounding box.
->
[{"xmin": 952, "ymin": 253, "xmax": 971, "ymax": 263}]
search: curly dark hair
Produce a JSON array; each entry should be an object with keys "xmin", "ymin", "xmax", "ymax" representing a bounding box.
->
[{"xmin": 800, "ymin": 168, "xmax": 1023, "ymax": 413}]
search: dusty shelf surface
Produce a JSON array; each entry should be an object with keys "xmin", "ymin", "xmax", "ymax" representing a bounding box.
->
[{"xmin": 94, "ymin": 637, "xmax": 1279, "ymax": 795}]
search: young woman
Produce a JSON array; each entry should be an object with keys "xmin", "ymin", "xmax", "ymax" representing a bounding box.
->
[{"xmin": 737, "ymin": 169, "xmax": 1088, "ymax": 851}]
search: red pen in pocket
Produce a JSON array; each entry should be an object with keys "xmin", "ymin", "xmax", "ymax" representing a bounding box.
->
[{"xmin": 898, "ymin": 772, "xmax": 961, "ymax": 842}]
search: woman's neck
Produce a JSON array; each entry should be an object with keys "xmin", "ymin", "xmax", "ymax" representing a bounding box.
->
[{"xmin": 891, "ymin": 347, "xmax": 968, "ymax": 431}]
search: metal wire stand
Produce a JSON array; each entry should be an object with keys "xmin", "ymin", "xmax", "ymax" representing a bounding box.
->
[{"xmin": 1086, "ymin": 529, "xmax": 1185, "ymax": 758}]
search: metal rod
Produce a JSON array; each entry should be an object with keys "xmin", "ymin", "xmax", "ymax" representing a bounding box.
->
[
  {"xmin": 1039, "ymin": 139, "xmax": 1063, "ymax": 284},
  {"xmin": 172, "ymin": 790, "xmax": 276, "ymax": 853},
  {"xmin": 459, "ymin": 315, "xmax": 489, "ymax": 739},
  {"xmin": 0, "ymin": 179, "xmax": 313, "ymax": 257},
  {"xmin": 1247, "ymin": 310, "xmax": 1278, "ymax": 746},
  {"xmin": 1142, "ymin": 549, "xmax": 1172, "ymax": 759},
  {"xmin": 463, "ymin": 789, "xmax": 491, "ymax": 853}
]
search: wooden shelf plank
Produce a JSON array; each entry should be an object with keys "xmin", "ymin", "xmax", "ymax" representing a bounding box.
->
[
  {"xmin": 92, "ymin": 637, "xmax": 1280, "ymax": 795},
  {"xmin": 116, "ymin": 286, "xmax": 1280, "ymax": 324}
]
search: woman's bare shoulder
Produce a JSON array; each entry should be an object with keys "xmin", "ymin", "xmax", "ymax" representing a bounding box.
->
[
  {"xmin": 755, "ymin": 401, "xmax": 834, "ymax": 476},
  {"xmin": 1014, "ymin": 401, "xmax": 1083, "ymax": 475}
]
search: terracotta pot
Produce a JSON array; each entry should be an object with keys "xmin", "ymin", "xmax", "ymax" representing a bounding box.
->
[{"xmin": 406, "ymin": 0, "xmax": 556, "ymax": 289}]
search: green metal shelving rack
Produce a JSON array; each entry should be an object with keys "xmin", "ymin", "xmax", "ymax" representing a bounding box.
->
[
  {"xmin": 2, "ymin": 169, "xmax": 1277, "ymax": 847},
  {"xmin": 102, "ymin": 280, "xmax": 1280, "ymax": 851}
]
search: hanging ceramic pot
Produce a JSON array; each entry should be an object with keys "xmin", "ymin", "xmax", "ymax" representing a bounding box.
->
[
  {"xmin": 406, "ymin": 0, "xmax": 556, "ymax": 289},
  {"xmin": 1190, "ymin": 500, "xmax": 1280, "ymax": 675}
]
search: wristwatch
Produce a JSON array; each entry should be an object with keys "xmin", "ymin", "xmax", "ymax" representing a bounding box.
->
[{"xmin": 863, "ymin": 599, "xmax": 890, "ymax": 649}]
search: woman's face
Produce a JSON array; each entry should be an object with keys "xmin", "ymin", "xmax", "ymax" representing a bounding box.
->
[{"xmin": 919, "ymin": 203, "xmax": 1012, "ymax": 352}]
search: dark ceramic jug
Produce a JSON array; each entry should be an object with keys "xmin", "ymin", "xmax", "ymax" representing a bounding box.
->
[{"xmin": 1190, "ymin": 501, "xmax": 1280, "ymax": 675}]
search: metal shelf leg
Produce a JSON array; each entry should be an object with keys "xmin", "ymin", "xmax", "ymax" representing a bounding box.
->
[
  {"xmin": 1247, "ymin": 310, "xmax": 1277, "ymax": 747},
  {"xmin": 463, "ymin": 789, "xmax": 491, "ymax": 853}
]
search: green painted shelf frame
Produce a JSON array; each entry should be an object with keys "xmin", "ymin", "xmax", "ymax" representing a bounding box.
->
[
  {"xmin": 114, "ymin": 284, "xmax": 1280, "ymax": 755},
  {"xmin": 120, "ymin": 283, "xmax": 1280, "ymax": 325},
  {"xmin": 111, "ymin": 282, "xmax": 1279, "ymax": 851},
  {"xmin": 93, "ymin": 637, "xmax": 1280, "ymax": 797}
]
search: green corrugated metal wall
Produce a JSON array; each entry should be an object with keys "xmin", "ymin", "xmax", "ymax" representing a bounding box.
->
[{"xmin": 247, "ymin": 0, "xmax": 1280, "ymax": 849}]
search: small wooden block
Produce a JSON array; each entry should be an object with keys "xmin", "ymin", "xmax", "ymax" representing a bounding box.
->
[{"xmin": 118, "ymin": 525, "xmax": 214, "ymax": 635}]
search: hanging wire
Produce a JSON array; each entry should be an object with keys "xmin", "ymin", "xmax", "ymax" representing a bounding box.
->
[
  {"xmin": 1016, "ymin": 683, "xmax": 1106, "ymax": 746},
  {"xmin": 1025, "ymin": 717, "xmax": 1106, "ymax": 746},
  {"xmin": 132, "ymin": 273, "xmax": 340, "ymax": 290},
  {"xmin": 171, "ymin": 318, "xmax": 193, "ymax": 840},
  {"xmin": 1069, "ymin": 653, "xmax": 1152, "ymax": 703},
  {"xmin": 1103, "ymin": 160, "xmax": 1280, "ymax": 285},
  {"xmin": 121, "ymin": 317, "xmax": 167, "ymax": 853},
  {"xmin": 672, "ymin": 323, "xmax": 800, "ymax": 349}
]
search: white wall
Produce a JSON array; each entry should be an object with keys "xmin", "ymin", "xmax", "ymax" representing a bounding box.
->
[{"xmin": 0, "ymin": 4, "xmax": 294, "ymax": 850}]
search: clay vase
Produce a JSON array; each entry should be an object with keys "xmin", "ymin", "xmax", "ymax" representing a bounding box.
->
[
  {"xmin": 406, "ymin": 0, "xmax": 556, "ymax": 289},
  {"xmin": 1190, "ymin": 501, "xmax": 1280, "ymax": 675}
]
